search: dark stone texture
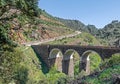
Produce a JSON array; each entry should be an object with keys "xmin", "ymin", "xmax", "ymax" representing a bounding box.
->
[{"xmin": 32, "ymin": 44, "xmax": 120, "ymax": 76}]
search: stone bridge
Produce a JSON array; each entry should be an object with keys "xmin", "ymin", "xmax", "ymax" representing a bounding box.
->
[{"xmin": 32, "ymin": 45, "xmax": 120, "ymax": 76}]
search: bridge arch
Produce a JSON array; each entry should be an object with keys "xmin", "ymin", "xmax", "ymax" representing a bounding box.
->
[
  {"xmin": 49, "ymin": 48, "xmax": 63, "ymax": 72},
  {"xmin": 81, "ymin": 50, "xmax": 102, "ymax": 75},
  {"xmin": 62, "ymin": 49, "xmax": 80, "ymax": 76}
]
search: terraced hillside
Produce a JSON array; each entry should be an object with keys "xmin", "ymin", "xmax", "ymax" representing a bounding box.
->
[{"xmin": 0, "ymin": 1, "xmax": 74, "ymax": 45}]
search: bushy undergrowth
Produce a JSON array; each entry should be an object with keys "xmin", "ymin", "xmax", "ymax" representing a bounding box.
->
[
  {"xmin": 74, "ymin": 52, "xmax": 101, "ymax": 76},
  {"xmin": 82, "ymin": 64, "xmax": 120, "ymax": 84},
  {"xmin": 46, "ymin": 66, "xmax": 68, "ymax": 84},
  {"xmin": 0, "ymin": 46, "xmax": 70, "ymax": 84},
  {"xmin": 89, "ymin": 53, "xmax": 101, "ymax": 73},
  {"xmin": 80, "ymin": 54, "xmax": 120, "ymax": 84},
  {"xmin": 0, "ymin": 46, "xmax": 28, "ymax": 84},
  {"xmin": 100, "ymin": 53, "xmax": 120, "ymax": 69},
  {"xmin": 48, "ymin": 32, "xmax": 101, "ymax": 46}
]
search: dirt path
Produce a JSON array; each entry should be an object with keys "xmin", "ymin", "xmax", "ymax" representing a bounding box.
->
[{"xmin": 22, "ymin": 31, "xmax": 81, "ymax": 46}]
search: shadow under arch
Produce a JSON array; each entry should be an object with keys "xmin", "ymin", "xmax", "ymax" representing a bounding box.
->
[
  {"xmin": 62, "ymin": 49, "xmax": 80, "ymax": 77},
  {"xmin": 49, "ymin": 48, "xmax": 63, "ymax": 72},
  {"xmin": 81, "ymin": 50, "xmax": 102, "ymax": 75}
]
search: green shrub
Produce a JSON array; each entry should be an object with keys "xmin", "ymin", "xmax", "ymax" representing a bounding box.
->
[
  {"xmin": 99, "ymin": 68, "xmax": 112, "ymax": 80},
  {"xmin": 100, "ymin": 53, "xmax": 120, "ymax": 69},
  {"xmin": 74, "ymin": 61, "xmax": 80, "ymax": 76},
  {"xmin": 46, "ymin": 66, "xmax": 67, "ymax": 84},
  {"xmin": 0, "ymin": 47, "xmax": 28, "ymax": 84},
  {"xmin": 83, "ymin": 77, "xmax": 101, "ymax": 84},
  {"xmin": 89, "ymin": 53, "xmax": 101, "ymax": 73}
]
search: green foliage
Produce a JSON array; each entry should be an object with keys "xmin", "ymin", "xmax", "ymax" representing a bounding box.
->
[
  {"xmin": 77, "ymin": 70, "xmax": 86, "ymax": 79},
  {"xmin": 57, "ymin": 18, "xmax": 120, "ymax": 46},
  {"xmin": 74, "ymin": 52, "xmax": 101, "ymax": 77},
  {"xmin": 46, "ymin": 66, "xmax": 67, "ymax": 84},
  {"xmin": 89, "ymin": 53, "xmax": 101, "ymax": 73},
  {"xmin": 19, "ymin": 46, "xmax": 47, "ymax": 84},
  {"xmin": 81, "ymin": 33, "xmax": 100, "ymax": 45},
  {"xmin": 86, "ymin": 24, "xmax": 98, "ymax": 35},
  {"xmin": 98, "ymin": 68, "xmax": 112, "ymax": 80},
  {"xmin": 48, "ymin": 32, "xmax": 101, "ymax": 46},
  {"xmin": 100, "ymin": 53, "xmax": 120, "ymax": 69},
  {"xmin": 74, "ymin": 54, "xmax": 120, "ymax": 84},
  {"xmin": 84, "ymin": 34, "xmax": 93, "ymax": 43},
  {"xmin": 14, "ymin": 66, "xmax": 28, "ymax": 84},
  {"xmin": 83, "ymin": 77, "xmax": 101, "ymax": 84},
  {"xmin": 74, "ymin": 61, "xmax": 80, "ymax": 76},
  {"xmin": 98, "ymin": 64, "xmax": 120, "ymax": 83},
  {"xmin": 0, "ymin": 47, "xmax": 28, "ymax": 84},
  {"xmin": 96, "ymin": 20, "xmax": 120, "ymax": 46},
  {"xmin": 0, "ymin": 23, "xmax": 15, "ymax": 48},
  {"xmin": 0, "ymin": 0, "xmax": 41, "ymax": 19},
  {"xmin": 0, "ymin": 0, "xmax": 40, "ymax": 46},
  {"xmin": 3, "ymin": 0, "xmax": 40, "ymax": 15},
  {"xmin": 56, "ymin": 18, "xmax": 87, "ymax": 31},
  {"xmin": 80, "ymin": 64, "xmax": 120, "ymax": 84},
  {"xmin": 73, "ymin": 52, "xmax": 81, "ymax": 76},
  {"xmin": 39, "ymin": 19, "xmax": 64, "ymax": 27}
]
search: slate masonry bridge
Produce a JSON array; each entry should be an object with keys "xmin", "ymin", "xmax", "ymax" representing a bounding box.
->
[{"xmin": 32, "ymin": 45, "xmax": 120, "ymax": 76}]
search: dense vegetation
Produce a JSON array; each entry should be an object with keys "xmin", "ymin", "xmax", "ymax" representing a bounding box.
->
[
  {"xmin": 56, "ymin": 18, "xmax": 87, "ymax": 32},
  {"xmin": 0, "ymin": 0, "xmax": 120, "ymax": 84},
  {"xmin": 69, "ymin": 54, "xmax": 120, "ymax": 84},
  {"xmin": 96, "ymin": 20, "xmax": 120, "ymax": 46},
  {"xmin": 57, "ymin": 17, "xmax": 120, "ymax": 46},
  {"xmin": 0, "ymin": 0, "xmax": 69, "ymax": 83},
  {"xmin": 0, "ymin": 0, "xmax": 74, "ymax": 44},
  {"xmin": 47, "ymin": 32, "xmax": 101, "ymax": 46},
  {"xmin": 47, "ymin": 32, "xmax": 120, "ymax": 84}
]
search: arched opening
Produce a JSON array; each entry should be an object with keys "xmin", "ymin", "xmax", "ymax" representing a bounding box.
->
[
  {"xmin": 49, "ymin": 48, "xmax": 63, "ymax": 72},
  {"xmin": 81, "ymin": 50, "xmax": 102, "ymax": 75},
  {"xmin": 62, "ymin": 49, "xmax": 80, "ymax": 76},
  {"xmin": 73, "ymin": 51, "xmax": 81, "ymax": 76}
]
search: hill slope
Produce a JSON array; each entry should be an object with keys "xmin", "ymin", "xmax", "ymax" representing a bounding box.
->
[
  {"xmin": 96, "ymin": 20, "xmax": 120, "ymax": 46},
  {"xmin": 0, "ymin": 0, "xmax": 74, "ymax": 45},
  {"xmin": 57, "ymin": 18, "xmax": 120, "ymax": 46}
]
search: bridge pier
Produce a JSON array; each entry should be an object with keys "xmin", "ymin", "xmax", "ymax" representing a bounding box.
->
[
  {"xmin": 62, "ymin": 53, "xmax": 74, "ymax": 77},
  {"xmin": 86, "ymin": 55, "xmax": 90, "ymax": 75},
  {"xmin": 80, "ymin": 55, "xmax": 90, "ymax": 75},
  {"xmin": 55, "ymin": 52, "xmax": 63, "ymax": 72},
  {"xmin": 32, "ymin": 45, "xmax": 120, "ymax": 76},
  {"xmin": 49, "ymin": 51, "xmax": 63, "ymax": 72},
  {"xmin": 68, "ymin": 58, "xmax": 74, "ymax": 77}
]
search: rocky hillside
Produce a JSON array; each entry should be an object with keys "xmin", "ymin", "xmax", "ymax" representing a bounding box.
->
[
  {"xmin": 1, "ymin": 1, "xmax": 119, "ymax": 46},
  {"xmin": 56, "ymin": 18, "xmax": 87, "ymax": 32},
  {"xmin": 0, "ymin": 0, "xmax": 74, "ymax": 45},
  {"xmin": 56, "ymin": 17, "xmax": 99, "ymax": 34},
  {"xmin": 57, "ymin": 18, "xmax": 120, "ymax": 46},
  {"xmin": 97, "ymin": 20, "xmax": 120, "ymax": 46}
]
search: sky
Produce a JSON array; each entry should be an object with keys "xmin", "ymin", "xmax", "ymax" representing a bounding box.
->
[{"xmin": 38, "ymin": 0, "xmax": 120, "ymax": 28}]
